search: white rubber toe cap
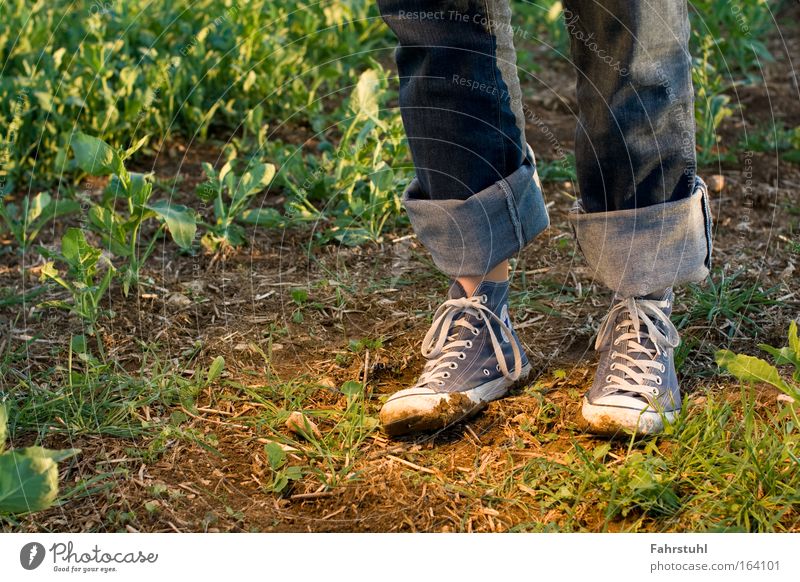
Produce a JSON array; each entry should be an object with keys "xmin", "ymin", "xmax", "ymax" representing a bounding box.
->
[
  {"xmin": 379, "ymin": 387, "xmax": 482, "ymax": 436},
  {"xmin": 582, "ymin": 396, "xmax": 678, "ymax": 436}
]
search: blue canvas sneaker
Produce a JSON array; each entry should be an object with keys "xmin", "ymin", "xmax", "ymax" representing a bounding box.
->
[
  {"xmin": 380, "ymin": 280, "xmax": 532, "ymax": 436},
  {"xmin": 582, "ymin": 288, "xmax": 681, "ymax": 435}
]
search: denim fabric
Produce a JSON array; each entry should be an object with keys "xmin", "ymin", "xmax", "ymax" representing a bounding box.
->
[
  {"xmin": 377, "ymin": 0, "xmax": 527, "ymax": 200},
  {"xmin": 562, "ymin": 0, "xmax": 697, "ymax": 212},
  {"xmin": 569, "ymin": 176, "xmax": 712, "ymax": 297},
  {"xmin": 378, "ymin": 0, "xmax": 710, "ymax": 292},
  {"xmin": 403, "ymin": 145, "xmax": 549, "ymax": 277}
]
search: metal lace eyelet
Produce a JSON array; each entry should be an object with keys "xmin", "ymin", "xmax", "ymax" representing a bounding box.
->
[
  {"xmin": 472, "ymin": 329, "xmax": 479, "ymax": 336},
  {"xmin": 610, "ymin": 363, "xmax": 616, "ymax": 371},
  {"xmin": 655, "ymin": 377, "xmax": 662, "ymax": 385},
  {"xmin": 660, "ymin": 364, "xmax": 666, "ymax": 373},
  {"xmin": 652, "ymin": 388, "xmax": 659, "ymax": 396},
  {"xmin": 606, "ymin": 375, "xmax": 613, "ymax": 383},
  {"xmin": 481, "ymin": 294, "xmax": 488, "ymax": 304},
  {"xmin": 466, "ymin": 340, "xmax": 473, "ymax": 348},
  {"xmin": 443, "ymin": 372, "xmax": 450, "ymax": 379},
  {"xmin": 438, "ymin": 381, "xmax": 445, "ymax": 386},
  {"xmin": 496, "ymin": 364, "xmax": 500, "ymax": 371},
  {"xmin": 483, "ymin": 369, "xmax": 490, "ymax": 376},
  {"xmin": 451, "ymin": 362, "xmax": 459, "ymax": 369},
  {"xmin": 458, "ymin": 353, "xmax": 466, "ymax": 360}
]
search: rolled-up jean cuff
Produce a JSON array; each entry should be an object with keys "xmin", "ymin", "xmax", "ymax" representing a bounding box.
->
[
  {"xmin": 568, "ymin": 176, "xmax": 713, "ymax": 298},
  {"xmin": 401, "ymin": 145, "xmax": 550, "ymax": 278}
]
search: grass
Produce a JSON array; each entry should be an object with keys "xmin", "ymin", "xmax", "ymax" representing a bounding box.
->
[{"xmin": 674, "ymin": 269, "xmax": 781, "ymax": 340}]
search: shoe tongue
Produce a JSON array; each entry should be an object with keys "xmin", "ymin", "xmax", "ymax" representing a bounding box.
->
[
  {"xmin": 448, "ymin": 280, "xmax": 468, "ymax": 300},
  {"xmin": 448, "ymin": 279, "xmax": 509, "ymax": 309},
  {"xmin": 442, "ymin": 279, "xmax": 510, "ymax": 345}
]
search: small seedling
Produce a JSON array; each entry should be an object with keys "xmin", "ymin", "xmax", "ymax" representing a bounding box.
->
[{"xmin": 196, "ymin": 158, "xmax": 277, "ymax": 251}]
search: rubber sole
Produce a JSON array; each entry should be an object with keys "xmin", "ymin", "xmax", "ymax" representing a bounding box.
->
[
  {"xmin": 581, "ymin": 397, "xmax": 679, "ymax": 436},
  {"xmin": 381, "ymin": 363, "xmax": 533, "ymax": 437}
]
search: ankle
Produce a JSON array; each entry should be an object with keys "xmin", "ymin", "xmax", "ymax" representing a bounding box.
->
[{"xmin": 456, "ymin": 260, "xmax": 509, "ymax": 297}]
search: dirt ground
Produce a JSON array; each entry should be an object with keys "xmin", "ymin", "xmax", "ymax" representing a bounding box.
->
[{"xmin": 2, "ymin": 23, "xmax": 799, "ymax": 533}]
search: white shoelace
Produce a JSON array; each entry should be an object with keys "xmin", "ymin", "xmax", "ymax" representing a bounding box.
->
[
  {"xmin": 415, "ymin": 294, "xmax": 522, "ymax": 389},
  {"xmin": 595, "ymin": 296, "xmax": 680, "ymax": 397}
]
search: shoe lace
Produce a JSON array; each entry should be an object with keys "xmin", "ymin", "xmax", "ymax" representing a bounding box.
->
[
  {"xmin": 595, "ymin": 296, "xmax": 679, "ymax": 397},
  {"xmin": 415, "ymin": 294, "xmax": 522, "ymax": 388}
]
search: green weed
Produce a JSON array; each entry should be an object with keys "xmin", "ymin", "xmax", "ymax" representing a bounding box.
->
[
  {"xmin": 0, "ymin": 192, "xmax": 80, "ymax": 253},
  {"xmin": 70, "ymin": 133, "xmax": 196, "ymax": 295},
  {"xmin": 195, "ymin": 157, "xmax": 277, "ymax": 251},
  {"xmin": 673, "ymin": 268, "xmax": 780, "ymax": 339}
]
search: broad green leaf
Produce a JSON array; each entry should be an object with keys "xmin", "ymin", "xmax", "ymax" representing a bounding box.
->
[
  {"xmin": 0, "ymin": 447, "xmax": 60, "ymax": 514},
  {"xmin": 271, "ymin": 472, "xmax": 288, "ymax": 493},
  {"xmin": 201, "ymin": 162, "xmax": 217, "ymax": 180},
  {"xmin": 128, "ymin": 173, "xmax": 154, "ymax": 208},
  {"xmin": 26, "ymin": 192, "xmax": 51, "ymax": 223},
  {"xmin": 0, "ymin": 404, "xmax": 6, "ymax": 453},
  {"xmin": 207, "ymin": 356, "xmax": 225, "ymax": 384},
  {"xmin": 351, "ymin": 69, "xmax": 380, "ymax": 120},
  {"xmin": 195, "ymin": 180, "xmax": 218, "ymax": 203},
  {"xmin": 233, "ymin": 163, "xmax": 275, "ymax": 206},
  {"xmin": 340, "ymin": 381, "xmax": 363, "ymax": 397},
  {"xmin": 29, "ymin": 198, "xmax": 81, "ymax": 234},
  {"xmin": 39, "ymin": 262, "xmax": 68, "ymax": 289},
  {"xmin": 369, "ymin": 163, "xmax": 394, "ymax": 194},
  {"xmin": 61, "ymin": 228, "xmax": 101, "ymax": 273},
  {"xmin": 264, "ymin": 442, "xmax": 286, "ymax": 471},
  {"xmin": 70, "ymin": 335, "xmax": 88, "ymax": 354},
  {"xmin": 88, "ymin": 206, "xmax": 130, "ymax": 257},
  {"xmin": 758, "ymin": 344, "xmax": 800, "ymax": 368},
  {"xmin": 218, "ymin": 161, "xmax": 234, "ymax": 185},
  {"xmin": 715, "ymin": 350, "xmax": 791, "ymax": 393},
  {"xmin": 71, "ymin": 133, "xmax": 124, "ymax": 177},
  {"xmin": 284, "ymin": 466, "xmax": 302, "ymax": 480},
  {"xmin": 146, "ymin": 200, "xmax": 197, "ymax": 249},
  {"xmin": 238, "ymin": 208, "xmax": 283, "ymax": 227}
]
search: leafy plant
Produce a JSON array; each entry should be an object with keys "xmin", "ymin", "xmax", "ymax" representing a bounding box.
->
[
  {"xmin": 39, "ymin": 228, "xmax": 115, "ymax": 333},
  {"xmin": 0, "ymin": 192, "xmax": 80, "ymax": 252},
  {"xmin": 689, "ymin": 0, "xmax": 774, "ymax": 81},
  {"xmin": 71, "ymin": 133, "xmax": 197, "ymax": 295},
  {"xmin": 0, "ymin": 403, "xmax": 80, "ymax": 515},
  {"xmin": 263, "ymin": 441, "xmax": 303, "ymax": 494},
  {"xmin": 693, "ymin": 36, "xmax": 735, "ymax": 167},
  {"xmin": 739, "ymin": 124, "xmax": 800, "ymax": 164},
  {"xmin": 282, "ymin": 67, "xmax": 410, "ymax": 246},
  {"xmin": 195, "ymin": 158, "xmax": 277, "ymax": 251},
  {"xmin": 716, "ymin": 320, "xmax": 800, "ymax": 403}
]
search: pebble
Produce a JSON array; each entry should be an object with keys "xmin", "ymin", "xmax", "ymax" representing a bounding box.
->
[{"xmin": 707, "ymin": 174, "xmax": 725, "ymax": 193}]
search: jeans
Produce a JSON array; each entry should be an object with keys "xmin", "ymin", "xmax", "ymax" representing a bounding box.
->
[{"xmin": 377, "ymin": 0, "xmax": 712, "ymax": 297}]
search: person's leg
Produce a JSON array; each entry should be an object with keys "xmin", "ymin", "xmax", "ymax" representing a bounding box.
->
[
  {"xmin": 563, "ymin": 0, "xmax": 713, "ymax": 434},
  {"xmin": 376, "ymin": 0, "xmax": 548, "ymax": 435}
]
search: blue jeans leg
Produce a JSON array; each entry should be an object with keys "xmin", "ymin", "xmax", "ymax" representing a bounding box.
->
[
  {"xmin": 564, "ymin": 0, "xmax": 713, "ymax": 296},
  {"xmin": 377, "ymin": 0, "xmax": 550, "ymax": 278},
  {"xmin": 378, "ymin": 0, "xmax": 712, "ymax": 292}
]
